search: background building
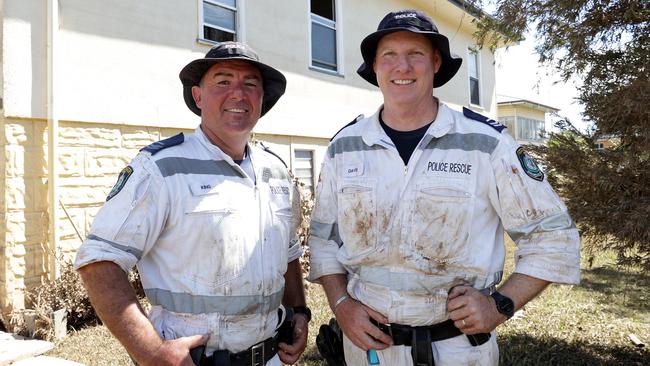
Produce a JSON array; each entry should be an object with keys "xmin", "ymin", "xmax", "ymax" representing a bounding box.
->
[
  {"xmin": 496, "ymin": 95, "xmax": 559, "ymax": 144},
  {"xmin": 1, "ymin": 0, "xmax": 500, "ymax": 318}
]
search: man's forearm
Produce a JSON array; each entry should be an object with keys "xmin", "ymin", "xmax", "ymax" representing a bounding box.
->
[
  {"xmin": 78, "ymin": 261, "xmax": 163, "ymax": 364},
  {"xmin": 282, "ymin": 259, "xmax": 306, "ymax": 307},
  {"xmin": 319, "ymin": 274, "xmax": 349, "ymax": 312},
  {"xmin": 497, "ymin": 272, "xmax": 550, "ymax": 310}
]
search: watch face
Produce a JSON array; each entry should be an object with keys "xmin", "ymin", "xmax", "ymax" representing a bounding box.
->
[{"xmin": 492, "ymin": 292, "xmax": 515, "ymax": 317}]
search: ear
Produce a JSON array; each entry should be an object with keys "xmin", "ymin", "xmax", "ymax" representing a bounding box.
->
[
  {"xmin": 432, "ymin": 49, "xmax": 442, "ymax": 74},
  {"xmin": 191, "ymin": 85, "xmax": 203, "ymax": 110}
]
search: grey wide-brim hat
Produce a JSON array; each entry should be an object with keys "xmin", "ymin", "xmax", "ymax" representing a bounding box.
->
[
  {"xmin": 179, "ymin": 42, "xmax": 287, "ymax": 117},
  {"xmin": 357, "ymin": 9, "xmax": 462, "ymax": 88}
]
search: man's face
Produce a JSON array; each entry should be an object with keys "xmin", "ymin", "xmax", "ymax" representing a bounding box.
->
[
  {"xmin": 191, "ymin": 60, "xmax": 263, "ymax": 144},
  {"xmin": 373, "ymin": 31, "xmax": 441, "ymax": 106}
]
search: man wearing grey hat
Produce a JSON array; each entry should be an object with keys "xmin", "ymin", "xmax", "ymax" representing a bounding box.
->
[
  {"xmin": 308, "ymin": 9, "xmax": 580, "ymax": 366},
  {"xmin": 75, "ymin": 42, "xmax": 309, "ymax": 366}
]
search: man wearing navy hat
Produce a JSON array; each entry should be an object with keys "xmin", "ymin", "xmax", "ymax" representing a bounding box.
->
[
  {"xmin": 75, "ymin": 42, "xmax": 309, "ymax": 366},
  {"xmin": 309, "ymin": 9, "xmax": 580, "ymax": 366}
]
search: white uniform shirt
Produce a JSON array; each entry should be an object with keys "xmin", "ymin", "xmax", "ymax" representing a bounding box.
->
[
  {"xmin": 74, "ymin": 127, "xmax": 302, "ymax": 353},
  {"xmin": 308, "ymin": 104, "xmax": 580, "ymax": 326}
]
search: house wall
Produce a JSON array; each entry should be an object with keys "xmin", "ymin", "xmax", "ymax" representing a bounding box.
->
[{"xmin": 1, "ymin": 0, "xmax": 498, "ymax": 317}]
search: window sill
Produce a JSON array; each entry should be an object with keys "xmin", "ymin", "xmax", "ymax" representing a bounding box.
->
[
  {"xmin": 309, "ymin": 65, "xmax": 344, "ymax": 78},
  {"xmin": 196, "ymin": 38, "xmax": 221, "ymax": 47}
]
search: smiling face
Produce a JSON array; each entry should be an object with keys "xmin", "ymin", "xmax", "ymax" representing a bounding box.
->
[
  {"xmin": 191, "ymin": 60, "xmax": 264, "ymax": 150},
  {"xmin": 373, "ymin": 31, "xmax": 441, "ymax": 109}
]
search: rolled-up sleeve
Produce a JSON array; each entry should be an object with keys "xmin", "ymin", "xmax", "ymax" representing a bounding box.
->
[
  {"xmin": 74, "ymin": 154, "xmax": 169, "ymax": 273},
  {"xmin": 489, "ymin": 139, "xmax": 580, "ymax": 284},
  {"xmin": 307, "ymin": 154, "xmax": 346, "ymax": 282}
]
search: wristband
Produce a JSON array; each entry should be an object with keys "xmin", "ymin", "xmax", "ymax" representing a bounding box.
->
[{"xmin": 333, "ymin": 294, "xmax": 351, "ymax": 311}]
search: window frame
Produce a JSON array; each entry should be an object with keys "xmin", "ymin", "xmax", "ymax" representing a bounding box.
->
[
  {"xmin": 291, "ymin": 147, "xmax": 316, "ymax": 196},
  {"xmin": 308, "ymin": 0, "xmax": 344, "ymax": 76},
  {"xmin": 197, "ymin": 0, "xmax": 246, "ymax": 45},
  {"xmin": 467, "ymin": 47, "xmax": 481, "ymax": 107}
]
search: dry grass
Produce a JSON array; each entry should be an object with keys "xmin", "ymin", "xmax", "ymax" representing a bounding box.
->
[{"xmin": 48, "ymin": 240, "xmax": 649, "ymax": 365}]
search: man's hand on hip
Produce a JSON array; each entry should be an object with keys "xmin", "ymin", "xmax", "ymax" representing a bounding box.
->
[
  {"xmin": 142, "ymin": 334, "xmax": 209, "ymax": 366},
  {"xmin": 447, "ymin": 286, "xmax": 506, "ymax": 335},
  {"xmin": 334, "ymin": 298, "xmax": 393, "ymax": 351},
  {"xmin": 278, "ymin": 313, "xmax": 309, "ymax": 364}
]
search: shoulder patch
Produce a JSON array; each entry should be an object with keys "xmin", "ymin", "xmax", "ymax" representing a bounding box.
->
[
  {"xmin": 330, "ymin": 114, "xmax": 364, "ymax": 141},
  {"xmin": 259, "ymin": 142, "xmax": 287, "ymax": 168},
  {"xmin": 106, "ymin": 166, "xmax": 133, "ymax": 201},
  {"xmin": 516, "ymin": 147, "xmax": 544, "ymax": 181},
  {"xmin": 463, "ymin": 107, "xmax": 505, "ymax": 133},
  {"xmin": 140, "ymin": 133, "xmax": 184, "ymax": 155}
]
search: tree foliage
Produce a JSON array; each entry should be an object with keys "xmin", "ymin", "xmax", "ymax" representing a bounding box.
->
[{"xmin": 470, "ymin": 0, "xmax": 650, "ymax": 268}]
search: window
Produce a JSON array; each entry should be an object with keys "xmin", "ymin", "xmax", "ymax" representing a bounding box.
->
[
  {"xmin": 595, "ymin": 143, "xmax": 604, "ymax": 150},
  {"xmin": 293, "ymin": 149, "xmax": 315, "ymax": 195},
  {"xmin": 518, "ymin": 117, "xmax": 545, "ymax": 141},
  {"xmin": 310, "ymin": 0, "xmax": 338, "ymax": 72},
  {"xmin": 468, "ymin": 49, "xmax": 480, "ymax": 105},
  {"xmin": 201, "ymin": 0, "xmax": 237, "ymax": 43},
  {"xmin": 499, "ymin": 116, "xmax": 515, "ymax": 132}
]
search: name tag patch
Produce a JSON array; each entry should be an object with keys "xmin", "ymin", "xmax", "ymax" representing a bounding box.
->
[
  {"xmin": 343, "ymin": 163, "xmax": 364, "ymax": 177},
  {"xmin": 270, "ymin": 186, "xmax": 290, "ymax": 195}
]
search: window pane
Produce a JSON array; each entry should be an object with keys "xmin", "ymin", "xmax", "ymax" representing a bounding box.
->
[
  {"xmin": 204, "ymin": 26, "xmax": 234, "ymax": 42},
  {"xmin": 468, "ymin": 51, "xmax": 478, "ymax": 78},
  {"xmin": 293, "ymin": 150, "xmax": 314, "ymax": 194},
  {"xmin": 499, "ymin": 116, "xmax": 515, "ymax": 132},
  {"xmin": 204, "ymin": 2, "xmax": 235, "ymax": 31},
  {"xmin": 312, "ymin": 22, "xmax": 337, "ymax": 70},
  {"xmin": 207, "ymin": 0, "xmax": 236, "ymax": 8},
  {"xmin": 311, "ymin": 0, "xmax": 335, "ymax": 20},
  {"xmin": 470, "ymin": 78, "xmax": 480, "ymax": 105}
]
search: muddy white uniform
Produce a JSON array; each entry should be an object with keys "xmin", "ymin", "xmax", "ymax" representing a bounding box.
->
[
  {"xmin": 308, "ymin": 103, "xmax": 580, "ymax": 365},
  {"xmin": 74, "ymin": 127, "xmax": 302, "ymax": 363}
]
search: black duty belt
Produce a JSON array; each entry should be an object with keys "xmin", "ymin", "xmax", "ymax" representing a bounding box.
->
[
  {"xmin": 191, "ymin": 335, "xmax": 278, "ymax": 366},
  {"xmin": 371, "ymin": 319, "xmax": 490, "ymax": 366}
]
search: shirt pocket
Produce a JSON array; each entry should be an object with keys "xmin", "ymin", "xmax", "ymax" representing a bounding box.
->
[
  {"xmin": 182, "ymin": 183, "xmax": 246, "ymax": 291},
  {"xmin": 410, "ymin": 177, "xmax": 473, "ymax": 270},
  {"xmin": 337, "ymin": 178, "xmax": 378, "ymax": 259}
]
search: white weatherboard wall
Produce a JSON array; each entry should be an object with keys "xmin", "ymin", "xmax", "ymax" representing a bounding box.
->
[{"xmin": 1, "ymin": 0, "xmax": 498, "ymax": 320}]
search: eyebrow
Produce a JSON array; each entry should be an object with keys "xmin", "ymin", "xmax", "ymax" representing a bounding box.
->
[{"xmin": 213, "ymin": 71, "xmax": 261, "ymax": 81}]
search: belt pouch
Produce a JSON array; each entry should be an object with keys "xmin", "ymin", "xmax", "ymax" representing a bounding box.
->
[
  {"xmin": 411, "ymin": 327, "xmax": 434, "ymax": 366},
  {"xmin": 212, "ymin": 350, "xmax": 230, "ymax": 366}
]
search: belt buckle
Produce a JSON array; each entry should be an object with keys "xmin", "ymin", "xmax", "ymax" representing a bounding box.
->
[
  {"xmin": 251, "ymin": 342, "xmax": 264, "ymax": 366},
  {"xmin": 384, "ymin": 323, "xmax": 393, "ymax": 338}
]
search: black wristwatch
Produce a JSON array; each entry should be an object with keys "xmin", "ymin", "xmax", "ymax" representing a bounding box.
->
[
  {"xmin": 293, "ymin": 306, "xmax": 312, "ymax": 323},
  {"xmin": 490, "ymin": 291, "xmax": 515, "ymax": 319}
]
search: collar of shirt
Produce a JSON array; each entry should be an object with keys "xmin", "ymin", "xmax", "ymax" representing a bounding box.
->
[{"xmin": 361, "ymin": 103, "xmax": 455, "ymax": 148}]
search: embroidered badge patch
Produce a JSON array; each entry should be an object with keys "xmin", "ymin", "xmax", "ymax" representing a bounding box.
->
[
  {"xmin": 106, "ymin": 166, "xmax": 133, "ymax": 201},
  {"xmin": 516, "ymin": 147, "xmax": 544, "ymax": 181}
]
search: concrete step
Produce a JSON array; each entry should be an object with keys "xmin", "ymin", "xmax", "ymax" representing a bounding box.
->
[
  {"xmin": 12, "ymin": 356, "xmax": 84, "ymax": 366},
  {"xmin": 0, "ymin": 331, "xmax": 54, "ymax": 366}
]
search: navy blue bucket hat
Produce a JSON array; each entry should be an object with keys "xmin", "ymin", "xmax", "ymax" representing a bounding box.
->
[
  {"xmin": 179, "ymin": 42, "xmax": 287, "ymax": 117},
  {"xmin": 357, "ymin": 9, "xmax": 462, "ymax": 88}
]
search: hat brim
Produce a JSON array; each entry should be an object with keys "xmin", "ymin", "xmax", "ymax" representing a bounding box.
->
[
  {"xmin": 357, "ymin": 28, "xmax": 462, "ymax": 88},
  {"xmin": 179, "ymin": 57, "xmax": 286, "ymax": 117}
]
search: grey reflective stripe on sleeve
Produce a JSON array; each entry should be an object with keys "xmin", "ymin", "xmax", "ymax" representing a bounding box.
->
[
  {"xmin": 86, "ymin": 234, "xmax": 143, "ymax": 260},
  {"xmin": 155, "ymin": 158, "xmax": 245, "ymax": 178},
  {"xmin": 310, "ymin": 221, "xmax": 343, "ymax": 247},
  {"xmin": 145, "ymin": 288, "xmax": 284, "ymax": 315},
  {"xmin": 327, "ymin": 136, "xmax": 386, "ymax": 158},
  {"xmin": 355, "ymin": 267, "xmax": 502, "ymax": 292},
  {"xmin": 422, "ymin": 133, "xmax": 499, "ymax": 154},
  {"xmin": 506, "ymin": 211, "xmax": 576, "ymax": 242}
]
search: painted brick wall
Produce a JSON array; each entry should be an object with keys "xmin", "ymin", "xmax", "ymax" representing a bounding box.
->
[{"xmin": 1, "ymin": 118, "xmax": 191, "ymax": 317}]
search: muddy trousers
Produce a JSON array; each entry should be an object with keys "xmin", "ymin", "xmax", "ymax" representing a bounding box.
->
[{"xmin": 343, "ymin": 331, "xmax": 498, "ymax": 366}]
